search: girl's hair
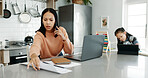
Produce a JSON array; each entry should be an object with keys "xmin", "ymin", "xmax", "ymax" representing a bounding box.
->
[
  {"xmin": 114, "ymin": 27, "xmax": 125, "ymax": 36},
  {"xmin": 36, "ymin": 8, "xmax": 58, "ymax": 37}
]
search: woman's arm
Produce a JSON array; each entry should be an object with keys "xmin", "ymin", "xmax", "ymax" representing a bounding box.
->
[
  {"xmin": 62, "ymin": 38, "xmax": 74, "ymax": 54},
  {"xmin": 55, "ymin": 27, "xmax": 74, "ymax": 54},
  {"xmin": 27, "ymin": 32, "xmax": 43, "ymax": 71},
  {"xmin": 61, "ymin": 27, "xmax": 73, "ymax": 54},
  {"xmin": 29, "ymin": 32, "xmax": 42, "ymax": 57}
]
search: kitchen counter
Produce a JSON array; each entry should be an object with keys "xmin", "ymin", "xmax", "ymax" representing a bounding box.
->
[
  {"xmin": 0, "ymin": 46, "xmax": 27, "ymax": 51},
  {"xmin": 1, "ymin": 52, "xmax": 148, "ymax": 78}
]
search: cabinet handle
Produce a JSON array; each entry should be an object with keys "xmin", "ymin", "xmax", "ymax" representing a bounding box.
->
[{"xmin": 16, "ymin": 56, "xmax": 27, "ymax": 59}]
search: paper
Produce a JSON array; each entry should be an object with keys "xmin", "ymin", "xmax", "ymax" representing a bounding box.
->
[
  {"xmin": 44, "ymin": 61, "xmax": 81, "ymax": 68},
  {"xmin": 21, "ymin": 61, "xmax": 72, "ymax": 74}
]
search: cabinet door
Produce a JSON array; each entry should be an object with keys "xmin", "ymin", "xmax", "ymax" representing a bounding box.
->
[
  {"xmin": 0, "ymin": 51, "xmax": 2, "ymax": 63},
  {"xmin": 0, "ymin": 0, "xmax": 2, "ymax": 17},
  {"xmin": 0, "ymin": 50, "xmax": 10, "ymax": 65},
  {"xmin": 9, "ymin": 49, "xmax": 27, "ymax": 57}
]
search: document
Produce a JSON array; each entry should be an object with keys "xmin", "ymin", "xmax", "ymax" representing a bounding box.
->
[
  {"xmin": 21, "ymin": 61, "xmax": 72, "ymax": 74},
  {"xmin": 44, "ymin": 61, "xmax": 81, "ymax": 68}
]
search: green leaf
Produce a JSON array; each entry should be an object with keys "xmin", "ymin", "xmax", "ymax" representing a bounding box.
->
[
  {"xmin": 83, "ymin": 0, "xmax": 86, "ymax": 5},
  {"xmin": 89, "ymin": 1, "xmax": 92, "ymax": 5},
  {"xmin": 83, "ymin": 0, "xmax": 92, "ymax": 5}
]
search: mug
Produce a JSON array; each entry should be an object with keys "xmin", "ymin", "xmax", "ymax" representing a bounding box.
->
[
  {"xmin": 2, "ymin": 39, "xmax": 9, "ymax": 48},
  {"xmin": 0, "ymin": 64, "xmax": 4, "ymax": 78}
]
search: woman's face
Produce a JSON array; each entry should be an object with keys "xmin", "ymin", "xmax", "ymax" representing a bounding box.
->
[
  {"xmin": 116, "ymin": 32, "xmax": 126, "ymax": 41},
  {"xmin": 42, "ymin": 12, "xmax": 55, "ymax": 32}
]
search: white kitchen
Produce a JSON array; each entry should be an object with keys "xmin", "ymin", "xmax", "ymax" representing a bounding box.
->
[
  {"xmin": 0, "ymin": 0, "xmax": 48, "ymax": 66},
  {"xmin": 0, "ymin": 0, "xmax": 148, "ymax": 78}
]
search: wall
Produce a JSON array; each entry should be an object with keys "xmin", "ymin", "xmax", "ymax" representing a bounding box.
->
[
  {"xmin": 0, "ymin": 0, "xmax": 123, "ymax": 49},
  {"xmin": 0, "ymin": 0, "xmax": 46, "ymax": 41},
  {"xmin": 56, "ymin": 0, "xmax": 68, "ymax": 10},
  {"xmin": 146, "ymin": 0, "xmax": 148, "ymax": 51},
  {"xmin": 91, "ymin": 0, "xmax": 123, "ymax": 49},
  {"xmin": 55, "ymin": 0, "xmax": 148, "ymax": 50},
  {"xmin": 56, "ymin": 0, "xmax": 123, "ymax": 49}
]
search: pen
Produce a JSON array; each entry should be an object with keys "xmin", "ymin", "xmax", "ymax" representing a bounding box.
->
[
  {"xmin": 43, "ymin": 61, "xmax": 50, "ymax": 64},
  {"xmin": 54, "ymin": 65, "xmax": 65, "ymax": 68},
  {"xmin": 43, "ymin": 61, "xmax": 65, "ymax": 68}
]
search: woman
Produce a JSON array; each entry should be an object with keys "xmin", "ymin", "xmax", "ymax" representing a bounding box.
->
[
  {"xmin": 114, "ymin": 27, "xmax": 139, "ymax": 45},
  {"xmin": 27, "ymin": 8, "xmax": 74, "ymax": 71}
]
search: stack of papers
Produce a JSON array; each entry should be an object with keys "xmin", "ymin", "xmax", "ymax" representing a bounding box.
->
[
  {"xmin": 44, "ymin": 61, "xmax": 81, "ymax": 68},
  {"xmin": 21, "ymin": 61, "xmax": 72, "ymax": 74},
  {"xmin": 40, "ymin": 61, "xmax": 72, "ymax": 74}
]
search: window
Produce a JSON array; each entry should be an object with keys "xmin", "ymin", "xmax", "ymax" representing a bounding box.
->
[{"xmin": 127, "ymin": 3, "xmax": 146, "ymax": 49}]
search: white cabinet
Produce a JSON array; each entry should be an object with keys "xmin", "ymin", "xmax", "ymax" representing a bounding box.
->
[{"xmin": 0, "ymin": 50, "xmax": 10, "ymax": 66}]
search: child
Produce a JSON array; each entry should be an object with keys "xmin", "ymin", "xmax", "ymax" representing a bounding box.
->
[{"xmin": 114, "ymin": 27, "xmax": 139, "ymax": 45}]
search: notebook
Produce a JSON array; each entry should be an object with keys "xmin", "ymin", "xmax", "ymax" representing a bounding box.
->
[
  {"xmin": 51, "ymin": 58, "xmax": 71, "ymax": 65},
  {"xmin": 64, "ymin": 35, "xmax": 105, "ymax": 61},
  {"xmin": 117, "ymin": 44, "xmax": 139, "ymax": 55}
]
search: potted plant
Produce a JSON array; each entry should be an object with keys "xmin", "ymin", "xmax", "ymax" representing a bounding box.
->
[
  {"xmin": 83, "ymin": 0, "xmax": 92, "ymax": 5},
  {"xmin": 66, "ymin": 0, "xmax": 92, "ymax": 5}
]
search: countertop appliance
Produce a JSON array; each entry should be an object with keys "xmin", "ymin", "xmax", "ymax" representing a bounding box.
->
[
  {"xmin": 59, "ymin": 4, "xmax": 92, "ymax": 53},
  {"xmin": 8, "ymin": 41, "xmax": 27, "ymax": 65},
  {"xmin": 9, "ymin": 48, "xmax": 27, "ymax": 65}
]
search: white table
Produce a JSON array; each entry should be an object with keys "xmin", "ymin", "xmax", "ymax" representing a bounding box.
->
[{"xmin": 1, "ymin": 52, "xmax": 148, "ymax": 78}]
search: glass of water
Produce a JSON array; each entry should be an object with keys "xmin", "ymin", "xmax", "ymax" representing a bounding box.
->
[{"xmin": 0, "ymin": 63, "xmax": 4, "ymax": 78}]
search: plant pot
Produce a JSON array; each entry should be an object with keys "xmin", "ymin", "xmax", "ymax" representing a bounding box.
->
[{"xmin": 72, "ymin": 0, "xmax": 83, "ymax": 5}]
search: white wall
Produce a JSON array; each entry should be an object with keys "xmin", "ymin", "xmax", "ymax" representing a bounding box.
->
[
  {"xmin": 0, "ymin": 0, "xmax": 124, "ymax": 49},
  {"xmin": 0, "ymin": 0, "xmax": 46, "ymax": 41},
  {"xmin": 56, "ymin": 0, "xmax": 68, "ymax": 10},
  {"xmin": 91, "ymin": 0, "xmax": 123, "ymax": 48},
  {"xmin": 0, "ymin": 0, "xmax": 68, "ymax": 41},
  {"xmin": 146, "ymin": 0, "xmax": 148, "ymax": 51},
  {"xmin": 56, "ymin": 0, "xmax": 123, "ymax": 49}
]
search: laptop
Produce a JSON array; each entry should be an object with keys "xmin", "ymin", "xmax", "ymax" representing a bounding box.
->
[
  {"xmin": 64, "ymin": 35, "xmax": 105, "ymax": 62},
  {"xmin": 117, "ymin": 44, "xmax": 139, "ymax": 55}
]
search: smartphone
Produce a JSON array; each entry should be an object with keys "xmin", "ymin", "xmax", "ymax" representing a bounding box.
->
[{"xmin": 54, "ymin": 27, "xmax": 58, "ymax": 38}]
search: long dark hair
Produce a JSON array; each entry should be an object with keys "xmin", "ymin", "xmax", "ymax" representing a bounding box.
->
[{"xmin": 36, "ymin": 8, "xmax": 58, "ymax": 37}]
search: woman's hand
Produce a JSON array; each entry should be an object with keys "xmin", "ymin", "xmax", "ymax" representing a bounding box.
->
[
  {"xmin": 54, "ymin": 26, "xmax": 66, "ymax": 41},
  {"xmin": 27, "ymin": 53, "xmax": 40, "ymax": 71}
]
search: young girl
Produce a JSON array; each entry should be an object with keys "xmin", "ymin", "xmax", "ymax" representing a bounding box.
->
[{"xmin": 114, "ymin": 27, "xmax": 139, "ymax": 45}]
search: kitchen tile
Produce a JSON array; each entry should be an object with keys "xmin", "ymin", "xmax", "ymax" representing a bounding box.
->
[{"xmin": 0, "ymin": 0, "xmax": 46, "ymax": 41}]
